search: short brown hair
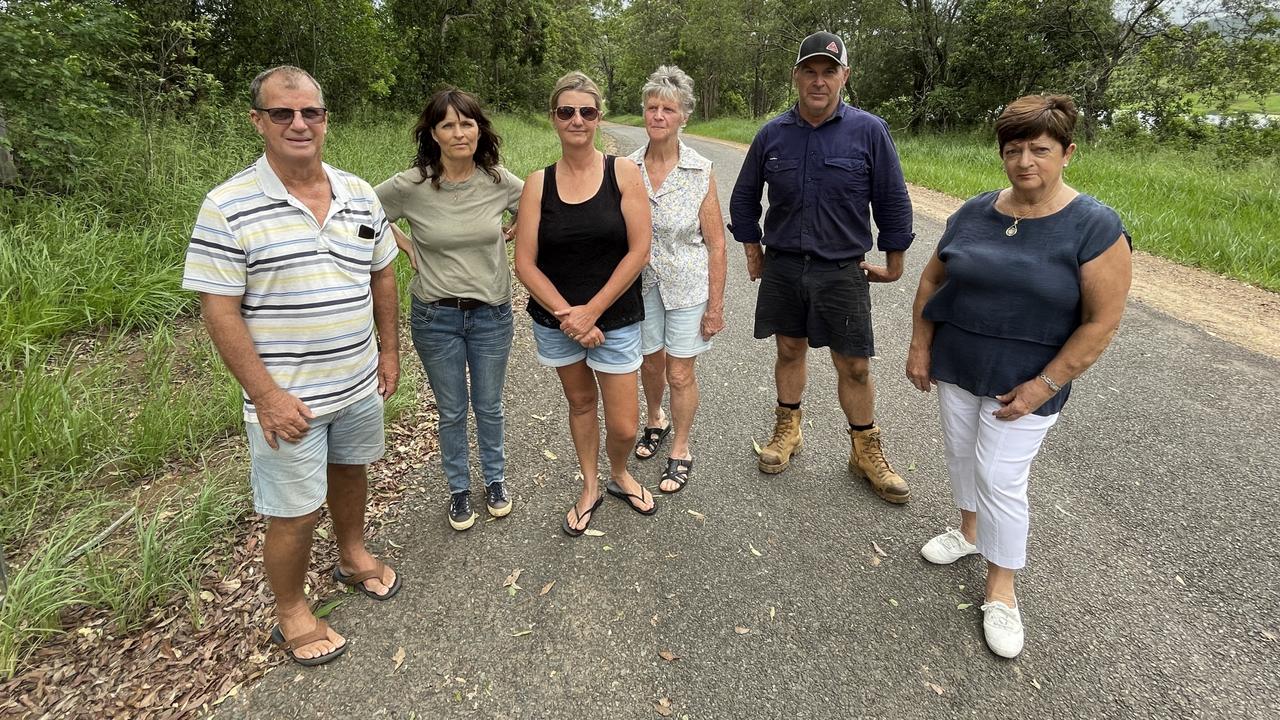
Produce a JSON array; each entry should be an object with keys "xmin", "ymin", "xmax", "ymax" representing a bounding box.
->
[
  {"xmin": 550, "ymin": 71, "xmax": 604, "ymax": 113},
  {"xmin": 250, "ymin": 65, "xmax": 325, "ymax": 108},
  {"xmin": 995, "ymin": 95, "xmax": 1077, "ymax": 151}
]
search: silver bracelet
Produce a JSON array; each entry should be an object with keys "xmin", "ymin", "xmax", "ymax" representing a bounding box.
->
[{"xmin": 1038, "ymin": 373, "xmax": 1062, "ymax": 393}]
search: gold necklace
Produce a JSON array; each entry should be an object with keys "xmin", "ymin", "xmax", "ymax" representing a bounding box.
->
[{"xmin": 1004, "ymin": 187, "xmax": 1061, "ymax": 236}]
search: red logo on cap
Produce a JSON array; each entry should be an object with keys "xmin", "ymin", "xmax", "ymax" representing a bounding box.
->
[{"xmin": 826, "ymin": 41, "xmax": 839, "ymax": 53}]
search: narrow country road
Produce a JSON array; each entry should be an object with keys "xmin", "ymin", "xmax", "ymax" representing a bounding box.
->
[{"xmin": 218, "ymin": 125, "xmax": 1280, "ymax": 720}]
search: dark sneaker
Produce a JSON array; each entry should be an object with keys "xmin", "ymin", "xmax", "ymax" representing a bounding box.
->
[
  {"xmin": 448, "ymin": 492, "xmax": 477, "ymax": 531},
  {"xmin": 485, "ymin": 481, "xmax": 512, "ymax": 518}
]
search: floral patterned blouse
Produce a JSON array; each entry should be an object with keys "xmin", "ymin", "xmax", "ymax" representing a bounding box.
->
[{"xmin": 628, "ymin": 140, "xmax": 713, "ymax": 310}]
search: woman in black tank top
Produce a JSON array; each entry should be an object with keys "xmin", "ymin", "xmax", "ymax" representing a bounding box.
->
[{"xmin": 514, "ymin": 72, "xmax": 657, "ymax": 536}]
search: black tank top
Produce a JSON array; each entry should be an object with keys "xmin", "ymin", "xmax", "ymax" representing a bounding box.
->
[{"xmin": 527, "ymin": 155, "xmax": 643, "ymax": 330}]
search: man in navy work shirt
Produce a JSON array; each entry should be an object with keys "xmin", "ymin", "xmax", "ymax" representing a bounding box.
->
[{"xmin": 729, "ymin": 31, "xmax": 914, "ymax": 504}]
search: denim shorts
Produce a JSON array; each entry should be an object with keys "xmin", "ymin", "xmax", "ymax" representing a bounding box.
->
[
  {"xmin": 245, "ymin": 390, "xmax": 385, "ymax": 518},
  {"xmin": 640, "ymin": 286, "xmax": 711, "ymax": 358},
  {"xmin": 531, "ymin": 321, "xmax": 642, "ymax": 374}
]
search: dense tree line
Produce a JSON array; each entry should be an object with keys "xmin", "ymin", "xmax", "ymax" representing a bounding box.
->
[{"xmin": 1, "ymin": 0, "xmax": 1276, "ymax": 189}]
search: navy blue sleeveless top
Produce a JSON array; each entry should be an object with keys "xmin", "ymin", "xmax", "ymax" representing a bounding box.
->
[
  {"xmin": 923, "ymin": 191, "xmax": 1128, "ymax": 415},
  {"xmin": 528, "ymin": 155, "xmax": 643, "ymax": 331}
]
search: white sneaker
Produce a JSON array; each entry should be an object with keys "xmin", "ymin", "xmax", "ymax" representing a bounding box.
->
[
  {"xmin": 981, "ymin": 600, "xmax": 1024, "ymax": 658},
  {"xmin": 920, "ymin": 528, "xmax": 979, "ymax": 564}
]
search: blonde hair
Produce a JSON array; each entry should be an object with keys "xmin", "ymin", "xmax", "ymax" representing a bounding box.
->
[{"xmin": 550, "ymin": 71, "xmax": 605, "ymax": 113}]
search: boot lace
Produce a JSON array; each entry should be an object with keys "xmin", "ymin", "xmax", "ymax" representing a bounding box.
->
[{"xmin": 861, "ymin": 432, "xmax": 893, "ymax": 474}]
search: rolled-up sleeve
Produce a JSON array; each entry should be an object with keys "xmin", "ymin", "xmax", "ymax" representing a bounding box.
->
[
  {"xmin": 728, "ymin": 134, "xmax": 766, "ymax": 245},
  {"xmin": 868, "ymin": 121, "xmax": 914, "ymax": 252}
]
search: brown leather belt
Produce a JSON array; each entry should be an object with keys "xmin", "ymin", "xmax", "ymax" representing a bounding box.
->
[{"xmin": 432, "ymin": 297, "xmax": 486, "ymax": 310}]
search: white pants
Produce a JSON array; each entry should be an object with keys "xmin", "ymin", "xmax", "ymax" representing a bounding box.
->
[{"xmin": 936, "ymin": 382, "xmax": 1059, "ymax": 570}]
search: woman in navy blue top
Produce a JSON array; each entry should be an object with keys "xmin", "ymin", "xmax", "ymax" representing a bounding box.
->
[
  {"xmin": 514, "ymin": 72, "xmax": 655, "ymax": 537},
  {"xmin": 907, "ymin": 95, "xmax": 1132, "ymax": 659}
]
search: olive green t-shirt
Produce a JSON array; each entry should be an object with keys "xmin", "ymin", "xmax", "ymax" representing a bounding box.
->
[{"xmin": 374, "ymin": 166, "xmax": 523, "ymax": 305}]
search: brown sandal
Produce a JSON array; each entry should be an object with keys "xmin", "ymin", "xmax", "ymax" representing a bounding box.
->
[
  {"xmin": 270, "ymin": 619, "xmax": 347, "ymax": 666},
  {"xmin": 333, "ymin": 561, "xmax": 402, "ymax": 600}
]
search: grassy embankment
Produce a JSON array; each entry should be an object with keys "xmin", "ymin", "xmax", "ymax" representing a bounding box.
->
[
  {"xmin": 611, "ymin": 114, "xmax": 1279, "ymax": 292},
  {"xmin": 0, "ymin": 111, "xmax": 562, "ymax": 677}
]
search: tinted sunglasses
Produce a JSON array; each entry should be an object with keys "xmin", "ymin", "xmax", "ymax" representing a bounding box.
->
[
  {"xmin": 253, "ymin": 106, "xmax": 328, "ymax": 125},
  {"xmin": 554, "ymin": 105, "xmax": 600, "ymax": 122}
]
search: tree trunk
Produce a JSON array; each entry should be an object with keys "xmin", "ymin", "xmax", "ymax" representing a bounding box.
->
[{"xmin": 0, "ymin": 113, "xmax": 16, "ymax": 186}]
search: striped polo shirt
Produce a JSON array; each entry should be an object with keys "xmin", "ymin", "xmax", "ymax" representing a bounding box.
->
[{"xmin": 182, "ymin": 155, "xmax": 397, "ymax": 423}]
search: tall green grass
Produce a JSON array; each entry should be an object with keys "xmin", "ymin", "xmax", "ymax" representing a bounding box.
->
[
  {"xmin": 0, "ymin": 108, "xmax": 565, "ymax": 678},
  {"xmin": 895, "ymin": 133, "xmax": 1280, "ymax": 291},
  {"xmin": 650, "ymin": 115, "xmax": 1278, "ymax": 291}
]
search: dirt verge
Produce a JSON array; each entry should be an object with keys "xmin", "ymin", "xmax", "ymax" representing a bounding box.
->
[{"xmin": 907, "ymin": 184, "xmax": 1280, "ymax": 360}]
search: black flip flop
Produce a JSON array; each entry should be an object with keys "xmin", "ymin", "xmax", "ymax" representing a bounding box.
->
[
  {"xmin": 562, "ymin": 493, "xmax": 605, "ymax": 537},
  {"xmin": 634, "ymin": 423, "xmax": 672, "ymax": 459},
  {"xmin": 332, "ymin": 561, "xmax": 403, "ymax": 601},
  {"xmin": 659, "ymin": 457, "xmax": 693, "ymax": 494},
  {"xmin": 270, "ymin": 621, "xmax": 347, "ymax": 667},
  {"xmin": 605, "ymin": 480, "xmax": 658, "ymax": 516}
]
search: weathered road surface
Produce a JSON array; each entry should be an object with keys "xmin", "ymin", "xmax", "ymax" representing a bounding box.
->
[{"xmin": 218, "ymin": 125, "xmax": 1279, "ymax": 720}]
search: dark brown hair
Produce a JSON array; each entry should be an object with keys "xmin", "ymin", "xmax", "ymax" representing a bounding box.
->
[
  {"xmin": 411, "ymin": 89, "xmax": 502, "ymax": 188},
  {"xmin": 995, "ymin": 95, "xmax": 1077, "ymax": 151}
]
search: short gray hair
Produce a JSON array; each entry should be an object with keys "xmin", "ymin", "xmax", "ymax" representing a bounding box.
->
[
  {"xmin": 249, "ymin": 65, "xmax": 325, "ymax": 108},
  {"xmin": 641, "ymin": 66, "xmax": 696, "ymax": 122}
]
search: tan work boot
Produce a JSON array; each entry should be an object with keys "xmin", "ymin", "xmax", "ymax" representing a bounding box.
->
[
  {"xmin": 758, "ymin": 407, "xmax": 803, "ymax": 474},
  {"xmin": 849, "ymin": 426, "xmax": 910, "ymax": 503}
]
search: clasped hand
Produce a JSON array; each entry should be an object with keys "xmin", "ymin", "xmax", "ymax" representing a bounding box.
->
[
  {"xmin": 993, "ymin": 378, "xmax": 1056, "ymax": 421},
  {"xmin": 554, "ymin": 305, "xmax": 603, "ymax": 348}
]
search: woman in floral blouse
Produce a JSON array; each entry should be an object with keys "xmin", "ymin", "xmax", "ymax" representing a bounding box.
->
[{"xmin": 627, "ymin": 66, "xmax": 728, "ymax": 493}]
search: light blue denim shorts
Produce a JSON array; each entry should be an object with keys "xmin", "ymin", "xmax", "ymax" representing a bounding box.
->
[
  {"xmin": 531, "ymin": 321, "xmax": 642, "ymax": 374},
  {"xmin": 245, "ymin": 390, "xmax": 385, "ymax": 518},
  {"xmin": 640, "ymin": 286, "xmax": 712, "ymax": 358}
]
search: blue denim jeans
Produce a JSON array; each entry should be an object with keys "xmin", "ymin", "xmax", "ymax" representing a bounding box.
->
[{"xmin": 410, "ymin": 297, "xmax": 514, "ymax": 493}]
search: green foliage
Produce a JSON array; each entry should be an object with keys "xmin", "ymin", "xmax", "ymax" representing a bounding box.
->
[
  {"xmin": 201, "ymin": 0, "xmax": 395, "ymax": 112},
  {"xmin": 0, "ymin": 0, "xmax": 138, "ymax": 189}
]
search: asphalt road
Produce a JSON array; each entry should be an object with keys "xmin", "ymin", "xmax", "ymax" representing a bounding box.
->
[{"xmin": 218, "ymin": 124, "xmax": 1280, "ymax": 720}]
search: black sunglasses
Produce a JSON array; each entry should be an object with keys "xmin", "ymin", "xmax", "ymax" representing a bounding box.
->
[
  {"xmin": 554, "ymin": 105, "xmax": 600, "ymax": 122},
  {"xmin": 253, "ymin": 106, "xmax": 328, "ymax": 125}
]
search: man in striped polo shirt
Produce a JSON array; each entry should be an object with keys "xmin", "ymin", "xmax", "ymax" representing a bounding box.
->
[{"xmin": 182, "ymin": 66, "xmax": 401, "ymax": 666}]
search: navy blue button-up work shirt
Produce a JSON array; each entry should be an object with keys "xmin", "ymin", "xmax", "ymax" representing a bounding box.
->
[{"xmin": 729, "ymin": 102, "xmax": 914, "ymax": 261}]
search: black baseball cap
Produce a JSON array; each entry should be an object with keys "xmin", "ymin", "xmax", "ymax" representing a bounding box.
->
[{"xmin": 795, "ymin": 31, "xmax": 847, "ymax": 67}]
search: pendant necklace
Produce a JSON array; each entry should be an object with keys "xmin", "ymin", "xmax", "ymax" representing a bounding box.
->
[{"xmin": 1004, "ymin": 187, "xmax": 1060, "ymax": 237}]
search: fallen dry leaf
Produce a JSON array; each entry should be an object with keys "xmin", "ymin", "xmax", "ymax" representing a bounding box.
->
[
  {"xmin": 583, "ymin": 528, "xmax": 605, "ymax": 537},
  {"xmin": 925, "ymin": 681, "xmax": 944, "ymax": 695},
  {"xmin": 542, "ymin": 449, "xmax": 558, "ymax": 460},
  {"xmin": 956, "ymin": 603, "xmax": 973, "ymax": 610},
  {"xmin": 769, "ymin": 607, "xmax": 776, "ymax": 621},
  {"xmin": 1175, "ymin": 575, "xmax": 1186, "ymax": 587},
  {"xmin": 870, "ymin": 555, "xmax": 882, "ymax": 567},
  {"xmin": 686, "ymin": 509, "xmax": 706, "ymax": 522},
  {"xmin": 1031, "ymin": 678, "xmax": 1042, "ymax": 690},
  {"xmin": 872, "ymin": 541, "xmax": 888, "ymax": 558},
  {"xmin": 751, "ymin": 438, "xmax": 762, "ymax": 456},
  {"xmin": 654, "ymin": 699, "xmax": 674, "ymax": 717},
  {"xmin": 539, "ymin": 580, "xmax": 556, "ymax": 597},
  {"xmin": 734, "ymin": 626, "xmax": 750, "ymax": 634},
  {"xmin": 503, "ymin": 568, "xmax": 523, "ymax": 588},
  {"xmin": 887, "ymin": 598, "xmax": 899, "ymax": 607},
  {"xmin": 1261, "ymin": 629, "xmax": 1276, "ymax": 642},
  {"xmin": 511, "ymin": 629, "xmax": 533, "ymax": 637},
  {"xmin": 392, "ymin": 646, "xmax": 406, "ymax": 671},
  {"xmin": 658, "ymin": 650, "xmax": 680, "ymax": 662},
  {"xmin": 748, "ymin": 543, "xmax": 762, "ymax": 557},
  {"xmin": 651, "ymin": 614, "xmax": 659, "ymax": 627}
]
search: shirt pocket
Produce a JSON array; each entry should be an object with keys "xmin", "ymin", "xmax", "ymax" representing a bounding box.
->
[
  {"xmin": 763, "ymin": 157, "xmax": 801, "ymax": 200},
  {"xmin": 820, "ymin": 156, "xmax": 868, "ymax": 199}
]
